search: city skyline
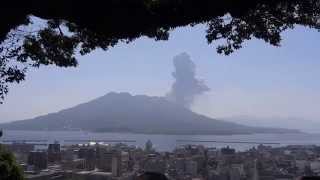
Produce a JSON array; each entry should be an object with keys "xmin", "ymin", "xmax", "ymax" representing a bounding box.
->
[{"xmin": 6, "ymin": 138, "xmax": 320, "ymax": 180}]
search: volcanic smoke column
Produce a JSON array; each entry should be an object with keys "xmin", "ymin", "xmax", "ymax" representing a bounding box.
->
[{"xmin": 166, "ymin": 53, "xmax": 210, "ymax": 109}]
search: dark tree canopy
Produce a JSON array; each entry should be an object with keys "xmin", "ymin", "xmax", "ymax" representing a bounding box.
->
[
  {"xmin": 138, "ymin": 172, "xmax": 169, "ymax": 180},
  {"xmin": 0, "ymin": 0, "xmax": 320, "ymax": 103},
  {"xmin": 0, "ymin": 145, "xmax": 24, "ymax": 180}
]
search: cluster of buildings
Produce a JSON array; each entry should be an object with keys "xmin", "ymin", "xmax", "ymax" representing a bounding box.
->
[{"xmin": 4, "ymin": 141, "xmax": 320, "ymax": 180}]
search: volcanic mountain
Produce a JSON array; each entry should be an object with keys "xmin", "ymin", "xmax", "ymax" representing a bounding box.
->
[{"xmin": 0, "ymin": 92, "xmax": 299, "ymax": 135}]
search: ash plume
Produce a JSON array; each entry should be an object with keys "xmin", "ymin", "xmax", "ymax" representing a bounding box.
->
[{"xmin": 166, "ymin": 52, "xmax": 210, "ymax": 108}]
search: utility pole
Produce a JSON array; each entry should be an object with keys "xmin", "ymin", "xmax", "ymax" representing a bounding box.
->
[{"xmin": 253, "ymin": 159, "xmax": 259, "ymax": 180}]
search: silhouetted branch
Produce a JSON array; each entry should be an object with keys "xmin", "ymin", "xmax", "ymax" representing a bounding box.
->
[{"xmin": 0, "ymin": 0, "xmax": 319, "ymax": 103}]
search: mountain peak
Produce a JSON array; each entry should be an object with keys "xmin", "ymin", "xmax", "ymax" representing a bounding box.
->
[{"xmin": 0, "ymin": 92, "xmax": 300, "ymax": 135}]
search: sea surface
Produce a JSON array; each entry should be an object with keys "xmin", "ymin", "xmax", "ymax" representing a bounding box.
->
[{"xmin": 1, "ymin": 130, "xmax": 320, "ymax": 152}]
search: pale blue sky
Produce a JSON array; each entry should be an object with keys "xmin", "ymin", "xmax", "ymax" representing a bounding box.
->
[{"xmin": 1, "ymin": 24, "xmax": 320, "ymax": 131}]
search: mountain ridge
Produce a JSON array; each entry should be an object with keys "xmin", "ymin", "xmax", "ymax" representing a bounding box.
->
[{"xmin": 0, "ymin": 92, "xmax": 300, "ymax": 135}]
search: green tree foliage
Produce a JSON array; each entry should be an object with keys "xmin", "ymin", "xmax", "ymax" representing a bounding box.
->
[
  {"xmin": 0, "ymin": 0, "xmax": 320, "ymax": 103},
  {"xmin": 0, "ymin": 145, "xmax": 24, "ymax": 180}
]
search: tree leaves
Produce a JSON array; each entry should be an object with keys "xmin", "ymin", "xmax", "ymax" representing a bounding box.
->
[
  {"xmin": 0, "ymin": 145, "xmax": 24, "ymax": 180},
  {"xmin": 0, "ymin": 0, "xmax": 320, "ymax": 103}
]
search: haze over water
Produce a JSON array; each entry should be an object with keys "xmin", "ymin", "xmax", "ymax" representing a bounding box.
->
[{"xmin": 2, "ymin": 130, "xmax": 320, "ymax": 152}]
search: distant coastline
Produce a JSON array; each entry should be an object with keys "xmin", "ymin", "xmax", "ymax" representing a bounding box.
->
[
  {"xmin": 0, "ymin": 128, "xmax": 301, "ymax": 136},
  {"xmin": 0, "ymin": 92, "xmax": 301, "ymax": 136},
  {"xmin": 0, "ymin": 130, "xmax": 314, "ymax": 152}
]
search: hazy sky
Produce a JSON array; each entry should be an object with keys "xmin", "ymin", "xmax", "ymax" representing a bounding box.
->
[{"xmin": 1, "ymin": 24, "xmax": 320, "ymax": 130}]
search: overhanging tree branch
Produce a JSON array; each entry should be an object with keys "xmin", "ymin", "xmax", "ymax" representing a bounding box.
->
[{"xmin": 0, "ymin": 0, "xmax": 319, "ymax": 103}]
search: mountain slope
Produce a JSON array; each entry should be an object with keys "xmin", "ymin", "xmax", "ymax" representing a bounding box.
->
[
  {"xmin": 0, "ymin": 92, "xmax": 300, "ymax": 135},
  {"xmin": 222, "ymin": 115, "xmax": 319, "ymax": 133}
]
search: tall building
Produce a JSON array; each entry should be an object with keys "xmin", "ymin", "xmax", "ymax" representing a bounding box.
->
[
  {"xmin": 48, "ymin": 142, "xmax": 60, "ymax": 153},
  {"xmin": 96, "ymin": 148, "xmax": 122, "ymax": 176},
  {"xmin": 78, "ymin": 147, "xmax": 96, "ymax": 170},
  {"xmin": 253, "ymin": 159, "xmax": 259, "ymax": 180},
  {"xmin": 185, "ymin": 160, "xmax": 198, "ymax": 176},
  {"xmin": 48, "ymin": 142, "xmax": 61, "ymax": 163},
  {"xmin": 143, "ymin": 155, "xmax": 166, "ymax": 174},
  {"xmin": 229, "ymin": 167, "xmax": 241, "ymax": 180},
  {"xmin": 175, "ymin": 158, "xmax": 186, "ymax": 174},
  {"xmin": 112, "ymin": 152, "xmax": 122, "ymax": 177},
  {"xmin": 97, "ymin": 150, "xmax": 113, "ymax": 172},
  {"xmin": 221, "ymin": 146, "xmax": 236, "ymax": 155},
  {"xmin": 145, "ymin": 140, "xmax": 153, "ymax": 152},
  {"xmin": 27, "ymin": 151, "xmax": 48, "ymax": 170}
]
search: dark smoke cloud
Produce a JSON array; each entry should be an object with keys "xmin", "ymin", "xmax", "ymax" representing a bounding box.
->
[{"xmin": 166, "ymin": 52, "xmax": 210, "ymax": 108}]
